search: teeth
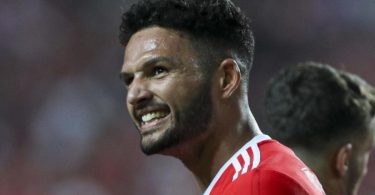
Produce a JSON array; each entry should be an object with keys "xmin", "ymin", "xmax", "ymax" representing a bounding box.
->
[{"xmin": 141, "ymin": 112, "xmax": 168, "ymax": 123}]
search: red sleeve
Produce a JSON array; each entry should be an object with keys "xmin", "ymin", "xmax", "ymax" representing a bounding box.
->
[
  {"xmin": 251, "ymin": 169, "xmax": 310, "ymax": 195},
  {"xmin": 222, "ymin": 169, "xmax": 311, "ymax": 195}
]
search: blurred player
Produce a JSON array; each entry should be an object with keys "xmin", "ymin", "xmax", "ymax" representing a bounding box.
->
[
  {"xmin": 119, "ymin": 0, "xmax": 325, "ymax": 194},
  {"xmin": 265, "ymin": 62, "xmax": 375, "ymax": 195}
]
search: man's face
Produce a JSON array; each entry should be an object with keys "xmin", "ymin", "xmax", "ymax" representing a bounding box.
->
[
  {"xmin": 347, "ymin": 118, "xmax": 375, "ymax": 195},
  {"xmin": 121, "ymin": 27, "xmax": 213, "ymax": 155}
]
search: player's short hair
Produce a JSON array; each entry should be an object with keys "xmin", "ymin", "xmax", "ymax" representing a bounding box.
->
[
  {"xmin": 264, "ymin": 62, "xmax": 375, "ymax": 151},
  {"xmin": 119, "ymin": 0, "xmax": 254, "ymax": 84}
]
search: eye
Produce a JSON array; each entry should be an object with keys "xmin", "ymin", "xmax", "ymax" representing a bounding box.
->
[
  {"xmin": 120, "ymin": 74, "xmax": 134, "ymax": 87},
  {"xmin": 124, "ymin": 76, "xmax": 134, "ymax": 87},
  {"xmin": 152, "ymin": 66, "xmax": 168, "ymax": 76}
]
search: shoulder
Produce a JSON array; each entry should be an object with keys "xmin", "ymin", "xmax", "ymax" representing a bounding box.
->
[
  {"xmin": 226, "ymin": 140, "xmax": 324, "ymax": 195},
  {"xmin": 223, "ymin": 167, "xmax": 324, "ymax": 195},
  {"xmin": 249, "ymin": 168, "xmax": 310, "ymax": 194},
  {"xmin": 250, "ymin": 140, "xmax": 325, "ymax": 194},
  {"xmin": 204, "ymin": 136, "xmax": 325, "ymax": 195}
]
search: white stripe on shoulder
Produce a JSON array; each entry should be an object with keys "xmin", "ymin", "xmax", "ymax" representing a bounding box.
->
[
  {"xmin": 240, "ymin": 150, "xmax": 250, "ymax": 174},
  {"xmin": 203, "ymin": 134, "xmax": 271, "ymax": 195},
  {"xmin": 231, "ymin": 158, "xmax": 241, "ymax": 181},
  {"xmin": 250, "ymin": 144, "xmax": 261, "ymax": 169}
]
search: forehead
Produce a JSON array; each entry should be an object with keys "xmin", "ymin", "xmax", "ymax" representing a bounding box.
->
[{"xmin": 122, "ymin": 27, "xmax": 196, "ymax": 70}]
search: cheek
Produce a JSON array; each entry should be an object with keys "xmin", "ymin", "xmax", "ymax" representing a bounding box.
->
[
  {"xmin": 126, "ymin": 103, "xmax": 137, "ymax": 120},
  {"xmin": 126, "ymin": 104, "xmax": 131, "ymax": 113},
  {"xmin": 152, "ymin": 77, "xmax": 205, "ymax": 101}
]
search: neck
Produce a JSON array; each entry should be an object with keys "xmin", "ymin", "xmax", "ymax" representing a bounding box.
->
[
  {"xmin": 190, "ymin": 125, "xmax": 254, "ymax": 191},
  {"xmin": 165, "ymin": 103, "xmax": 261, "ymax": 192}
]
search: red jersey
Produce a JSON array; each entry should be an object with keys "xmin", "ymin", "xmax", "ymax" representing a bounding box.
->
[{"xmin": 203, "ymin": 134, "xmax": 325, "ymax": 195}]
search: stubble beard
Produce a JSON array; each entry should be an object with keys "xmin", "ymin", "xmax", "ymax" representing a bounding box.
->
[{"xmin": 140, "ymin": 81, "xmax": 213, "ymax": 155}]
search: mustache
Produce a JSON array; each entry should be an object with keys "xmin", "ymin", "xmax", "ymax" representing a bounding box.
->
[
  {"xmin": 133, "ymin": 100, "xmax": 167, "ymax": 111},
  {"xmin": 133, "ymin": 100, "xmax": 170, "ymax": 119}
]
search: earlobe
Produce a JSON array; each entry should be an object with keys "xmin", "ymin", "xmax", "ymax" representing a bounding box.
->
[
  {"xmin": 218, "ymin": 58, "xmax": 241, "ymax": 98},
  {"xmin": 335, "ymin": 143, "xmax": 352, "ymax": 177}
]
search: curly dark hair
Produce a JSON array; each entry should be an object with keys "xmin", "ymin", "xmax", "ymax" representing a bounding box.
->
[
  {"xmin": 119, "ymin": 0, "xmax": 254, "ymax": 83},
  {"xmin": 264, "ymin": 62, "xmax": 375, "ymax": 151}
]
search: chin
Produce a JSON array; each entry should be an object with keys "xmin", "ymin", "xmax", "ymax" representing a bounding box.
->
[
  {"xmin": 140, "ymin": 141, "xmax": 165, "ymax": 155},
  {"xmin": 140, "ymin": 134, "xmax": 166, "ymax": 155},
  {"xmin": 139, "ymin": 127, "xmax": 177, "ymax": 155},
  {"xmin": 140, "ymin": 127, "xmax": 203, "ymax": 157}
]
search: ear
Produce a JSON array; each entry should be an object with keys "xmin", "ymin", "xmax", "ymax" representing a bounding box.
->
[
  {"xmin": 218, "ymin": 58, "xmax": 241, "ymax": 98},
  {"xmin": 335, "ymin": 143, "xmax": 352, "ymax": 177}
]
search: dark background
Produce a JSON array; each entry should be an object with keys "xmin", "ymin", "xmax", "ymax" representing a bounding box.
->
[{"xmin": 1, "ymin": 0, "xmax": 374, "ymax": 194}]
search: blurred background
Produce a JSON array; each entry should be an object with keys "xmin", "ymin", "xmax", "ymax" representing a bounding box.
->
[{"xmin": 0, "ymin": 0, "xmax": 374, "ymax": 194}]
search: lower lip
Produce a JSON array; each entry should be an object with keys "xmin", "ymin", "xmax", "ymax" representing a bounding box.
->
[{"xmin": 139, "ymin": 114, "xmax": 170, "ymax": 134}]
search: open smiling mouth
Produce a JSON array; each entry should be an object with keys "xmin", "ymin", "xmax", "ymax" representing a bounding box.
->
[
  {"xmin": 136, "ymin": 106, "xmax": 171, "ymax": 132},
  {"xmin": 141, "ymin": 111, "xmax": 170, "ymax": 125}
]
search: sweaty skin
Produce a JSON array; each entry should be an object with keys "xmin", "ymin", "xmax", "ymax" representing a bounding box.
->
[
  {"xmin": 122, "ymin": 27, "xmax": 212, "ymax": 155},
  {"xmin": 121, "ymin": 26, "xmax": 260, "ymax": 190}
]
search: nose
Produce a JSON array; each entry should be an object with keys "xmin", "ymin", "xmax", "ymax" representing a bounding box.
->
[{"xmin": 127, "ymin": 80, "xmax": 153, "ymax": 106}]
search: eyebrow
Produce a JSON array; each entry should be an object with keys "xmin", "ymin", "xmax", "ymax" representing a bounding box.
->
[{"xmin": 119, "ymin": 56, "xmax": 177, "ymax": 81}]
